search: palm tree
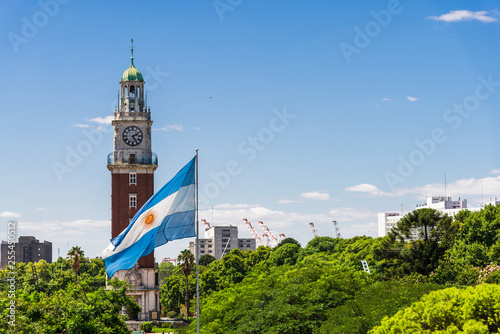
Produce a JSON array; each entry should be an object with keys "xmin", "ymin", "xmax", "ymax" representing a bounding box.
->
[
  {"xmin": 177, "ymin": 249, "xmax": 195, "ymax": 318},
  {"xmin": 67, "ymin": 246, "xmax": 85, "ymax": 283}
]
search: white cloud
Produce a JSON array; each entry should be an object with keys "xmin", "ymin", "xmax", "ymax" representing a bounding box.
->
[
  {"xmin": 381, "ymin": 98, "xmax": 392, "ymax": 102},
  {"xmin": 345, "ymin": 183, "xmax": 392, "ymax": 196},
  {"xmin": 491, "ymin": 169, "xmax": 500, "ymax": 174},
  {"xmin": 277, "ymin": 199, "xmax": 304, "ymax": 204},
  {"xmin": 154, "ymin": 124, "xmax": 184, "ymax": 131},
  {"xmin": 17, "ymin": 219, "xmax": 111, "ymax": 249},
  {"xmin": 36, "ymin": 207, "xmax": 50, "ymax": 215},
  {"xmin": 346, "ymin": 176, "xmax": 500, "ymax": 200},
  {"xmin": 0, "ymin": 211, "xmax": 22, "ymax": 218},
  {"xmin": 89, "ymin": 115, "xmax": 114, "ymax": 125},
  {"xmin": 406, "ymin": 96, "xmax": 419, "ymax": 102},
  {"xmin": 328, "ymin": 207, "xmax": 376, "ymax": 222},
  {"xmin": 193, "ymin": 126, "xmax": 201, "ymax": 130},
  {"xmin": 428, "ymin": 10, "xmax": 497, "ymax": 23},
  {"xmin": 300, "ymin": 191, "xmax": 330, "ymax": 201},
  {"xmin": 61, "ymin": 219, "xmax": 109, "ymax": 229},
  {"xmin": 214, "ymin": 203, "xmax": 256, "ymax": 210},
  {"xmin": 72, "ymin": 123, "xmax": 90, "ymax": 128}
]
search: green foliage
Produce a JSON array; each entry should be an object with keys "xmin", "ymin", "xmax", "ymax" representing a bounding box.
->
[
  {"xmin": 370, "ymin": 284, "xmax": 500, "ymax": 333},
  {"xmin": 375, "ymin": 208, "xmax": 458, "ymax": 277},
  {"xmin": 178, "ymin": 249, "xmax": 195, "ymax": 318},
  {"xmin": 275, "ymin": 237, "xmax": 301, "ymax": 249},
  {"xmin": 318, "ymin": 281, "xmax": 443, "ymax": 334},
  {"xmin": 190, "ymin": 253, "xmax": 370, "ymax": 334},
  {"xmin": 269, "ymin": 243, "xmax": 300, "ymax": 266},
  {"xmin": 67, "ymin": 246, "xmax": 85, "ymax": 283},
  {"xmin": 297, "ymin": 236, "xmax": 340, "ymax": 261},
  {"xmin": 198, "ymin": 254, "xmax": 216, "ymax": 267},
  {"xmin": 456, "ymin": 204, "xmax": 500, "ymax": 247},
  {"xmin": 141, "ymin": 321, "xmax": 153, "ymax": 332},
  {"xmin": 0, "ymin": 256, "xmax": 139, "ymax": 333},
  {"xmin": 158, "ymin": 261, "xmax": 175, "ymax": 285}
]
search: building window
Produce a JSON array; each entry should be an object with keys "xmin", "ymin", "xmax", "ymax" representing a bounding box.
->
[
  {"xmin": 208, "ymin": 250, "xmax": 212, "ymax": 253},
  {"xmin": 129, "ymin": 194, "xmax": 137, "ymax": 208},
  {"xmin": 222, "ymin": 239, "xmax": 229, "ymax": 243},
  {"xmin": 129, "ymin": 173, "xmax": 137, "ymax": 185}
]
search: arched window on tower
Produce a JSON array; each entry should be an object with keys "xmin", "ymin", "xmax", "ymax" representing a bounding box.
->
[{"xmin": 130, "ymin": 85, "xmax": 136, "ymax": 97}]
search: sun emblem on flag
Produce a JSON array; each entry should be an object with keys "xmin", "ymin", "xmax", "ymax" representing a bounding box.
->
[{"xmin": 141, "ymin": 210, "xmax": 157, "ymax": 229}]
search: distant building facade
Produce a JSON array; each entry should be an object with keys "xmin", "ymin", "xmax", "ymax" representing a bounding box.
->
[
  {"xmin": 1, "ymin": 236, "xmax": 52, "ymax": 269},
  {"xmin": 378, "ymin": 196, "xmax": 500, "ymax": 237},
  {"xmin": 189, "ymin": 225, "xmax": 256, "ymax": 260}
]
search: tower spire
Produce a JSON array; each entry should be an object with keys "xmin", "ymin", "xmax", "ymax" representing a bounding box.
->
[{"xmin": 130, "ymin": 38, "xmax": 135, "ymax": 66}]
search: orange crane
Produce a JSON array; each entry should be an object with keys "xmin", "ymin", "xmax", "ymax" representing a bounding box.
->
[
  {"xmin": 201, "ymin": 219, "xmax": 211, "ymax": 231},
  {"xmin": 258, "ymin": 221, "xmax": 278, "ymax": 244},
  {"xmin": 261, "ymin": 232, "xmax": 271, "ymax": 247},
  {"xmin": 243, "ymin": 218, "xmax": 262, "ymax": 245},
  {"xmin": 309, "ymin": 222, "xmax": 319, "ymax": 238}
]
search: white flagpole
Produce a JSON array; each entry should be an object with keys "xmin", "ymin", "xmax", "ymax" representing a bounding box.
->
[{"xmin": 195, "ymin": 149, "xmax": 200, "ymax": 334}]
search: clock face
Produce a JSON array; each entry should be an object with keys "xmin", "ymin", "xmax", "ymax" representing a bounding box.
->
[{"xmin": 122, "ymin": 126, "xmax": 143, "ymax": 146}]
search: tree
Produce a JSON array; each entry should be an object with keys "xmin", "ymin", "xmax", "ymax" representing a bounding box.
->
[
  {"xmin": 370, "ymin": 284, "xmax": 500, "ymax": 333},
  {"xmin": 190, "ymin": 253, "xmax": 369, "ymax": 334},
  {"xmin": 318, "ymin": 281, "xmax": 442, "ymax": 334},
  {"xmin": 269, "ymin": 243, "xmax": 300, "ymax": 266},
  {"xmin": 376, "ymin": 208, "xmax": 458, "ymax": 276},
  {"xmin": 297, "ymin": 236, "xmax": 340, "ymax": 262},
  {"xmin": 455, "ymin": 204, "xmax": 500, "ymax": 247},
  {"xmin": 199, "ymin": 254, "xmax": 216, "ymax": 267},
  {"xmin": 0, "ymin": 260, "xmax": 138, "ymax": 332},
  {"xmin": 178, "ymin": 249, "xmax": 195, "ymax": 318},
  {"xmin": 67, "ymin": 246, "xmax": 85, "ymax": 283},
  {"xmin": 275, "ymin": 237, "xmax": 301, "ymax": 249},
  {"xmin": 158, "ymin": 261, "xmax": 175, "ymax": 285}
]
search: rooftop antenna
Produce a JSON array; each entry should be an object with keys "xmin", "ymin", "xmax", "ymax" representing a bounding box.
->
[
  {"xmin": 481, "ymin": 176, "xmax": 484, "ymax": 206},
  {"xmin": 444, "ymin": 174, "xmax": 447, "ymax": 198}
]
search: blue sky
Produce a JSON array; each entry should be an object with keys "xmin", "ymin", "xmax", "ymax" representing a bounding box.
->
[{"xmin": 1, "ymin": 0, "xmax": 500, "ymax": 261}]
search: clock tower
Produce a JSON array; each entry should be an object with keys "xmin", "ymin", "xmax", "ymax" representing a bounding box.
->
[{"xmin": 107, "ymin": 40, "xmax": 159, "ymax": 321}]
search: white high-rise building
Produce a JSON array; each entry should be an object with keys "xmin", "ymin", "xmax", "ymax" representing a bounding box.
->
[{"xmin": 378, "ymin": 196, "xmax": 500, "ymax": 237}]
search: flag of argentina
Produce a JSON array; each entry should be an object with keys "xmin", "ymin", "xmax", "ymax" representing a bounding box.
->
[{"xmin": 102, "ymin": 157, "xmax": 196, "ymax": 278}]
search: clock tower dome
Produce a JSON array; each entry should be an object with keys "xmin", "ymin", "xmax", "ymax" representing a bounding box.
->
[{"xmin": 108, "ymin": 40, "xmax": 157, "ymax": 268}]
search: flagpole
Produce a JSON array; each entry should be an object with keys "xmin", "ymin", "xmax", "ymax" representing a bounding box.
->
[{"xmin": 195, "ymin": 149, "xmax": 200, "ymax": 334}]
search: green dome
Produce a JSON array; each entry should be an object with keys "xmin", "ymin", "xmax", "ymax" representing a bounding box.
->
[{"xmin": 121, "ymin": 62, "xmax": 144, "ymax": 82}]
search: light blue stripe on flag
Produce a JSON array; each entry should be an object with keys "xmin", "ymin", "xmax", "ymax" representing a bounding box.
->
[{"xmin": 102, "ymin": 157, "xmax": 196, "ymax": 278}]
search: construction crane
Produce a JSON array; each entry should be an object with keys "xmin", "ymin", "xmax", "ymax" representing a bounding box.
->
[
  {"xmin": 278, "ymin": 233, "xmax": 286, "ymax": 241},
  {"xmin": 261, "ymin": 232, "xmax": 271, "ymax": 247},
  {"xmin": 201, "ymin": 219, "xmax": 211, "ymax": 231},
  {"xmin": 333, "ymin": 220, "xmax": 341, "ymax": 238},
  {"xmin": 309, "ymin": 222, "xmax": 319, "ymax": 238},
  {"xmin": 243, "ymin": 218, "xmax": 262, "ymax": 245},
  {"xmin": 258, "ymin": 221, "xmax": 278, "ymax": 244}
]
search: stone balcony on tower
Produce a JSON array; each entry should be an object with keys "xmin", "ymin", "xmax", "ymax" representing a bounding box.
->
[{"xmin": 107, "ymin": 152, "xmax": 158, "ymax": 167}]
